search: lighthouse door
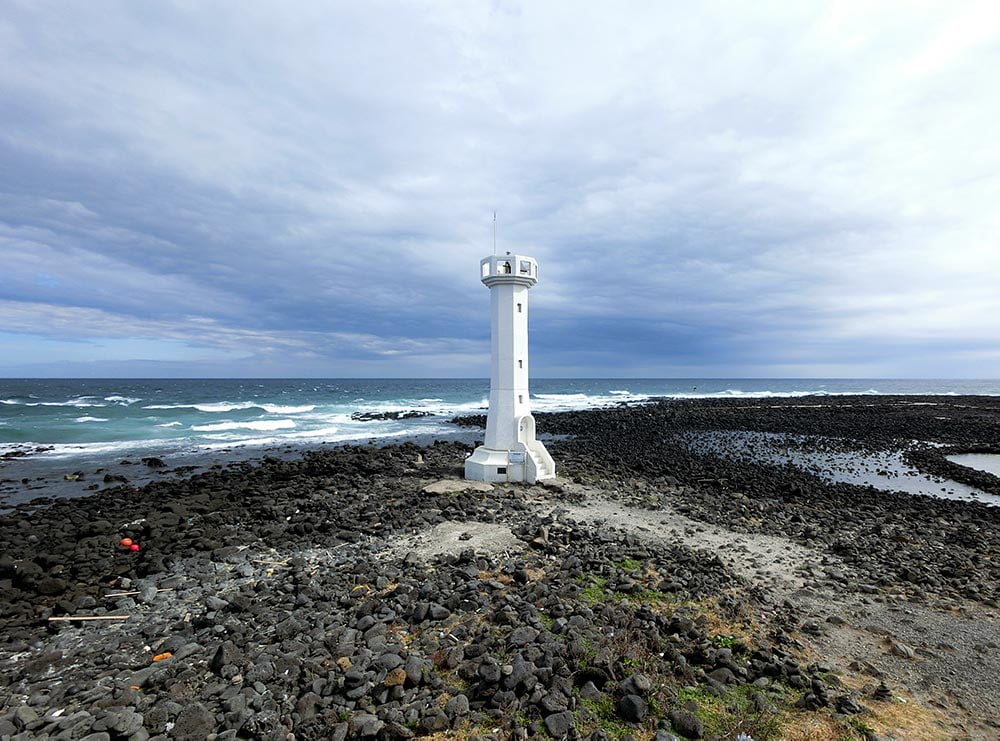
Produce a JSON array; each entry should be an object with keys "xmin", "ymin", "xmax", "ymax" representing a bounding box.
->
[{"xmin": 517, "ymin": 414, "xmax": 536, "ymax": 444}]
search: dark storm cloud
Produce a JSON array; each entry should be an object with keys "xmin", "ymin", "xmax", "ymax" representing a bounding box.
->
[{"xmin": 1, "ymin": 1, "xmax": 999, "ymax": 377}]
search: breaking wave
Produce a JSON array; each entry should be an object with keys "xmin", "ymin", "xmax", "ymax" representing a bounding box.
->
[
  {"xmin": 104, "ymin": 395, "xmax": 141, "ymax": 405},
  {"xmin": 3, "ymin": 398, "xmax": 109, "ymax": 408},
  {"xmin": 143, "ymin": 402, "xmax": 315, "ymax": 414},
  {"xmin": 191, "ymin": 420, "xmax": 298, "ymax": 432}
]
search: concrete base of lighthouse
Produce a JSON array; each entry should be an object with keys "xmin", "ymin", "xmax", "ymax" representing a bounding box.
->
[
  {"xmin": 464, "ymin": 445, "xmax": 555, "ymax": 484},
  {"xmin": 465, "ymin": 435, "xmax": 556, "ymax": 484}
]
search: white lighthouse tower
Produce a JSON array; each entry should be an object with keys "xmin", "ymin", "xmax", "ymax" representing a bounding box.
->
[{"xmin": 465, "ymin": 252, "xmax": 556, "ymax": 483}]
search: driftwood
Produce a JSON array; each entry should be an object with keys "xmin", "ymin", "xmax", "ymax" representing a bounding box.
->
[
  {"xmin": 103, "ymin": 588, "xmax": 175, "ymax": 598},
  {"xmin": 48, "ymin": 615, "xmax": 130, "ymax": 622}
]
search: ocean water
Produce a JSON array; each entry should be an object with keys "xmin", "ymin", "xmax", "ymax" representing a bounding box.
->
[{"xmin": 2, "ymin": 378, "xmax": 999, "ymax": 467}]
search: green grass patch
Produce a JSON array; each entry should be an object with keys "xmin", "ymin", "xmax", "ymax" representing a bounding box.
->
[
  {"xmin": 675, "ymin": 684, "xmax": 785, "ymax": 741},
  {"xmin": 847, "ymin": 717, "xmax": 876, "ymax": 737},
  {"xmin": 578, "ymin": 575, "xmax": 610, "ymax": 604},
  {"xmin": 582, "ymin": 695, "xmax": 615, "ymax": 720},
  {"xmin": 622, "ymin": 656, "xmax": 643, "ymax": 671},
  {"xmin": 709, "ymin": 634, "xmax": 739, "ymax": 649},
  {"xmin": 577, "ymin": 696, "xmax": 632, "ymax": 739},
  {"xmin": 615, "ymin": 558, "xmax": 642, "ymax": 572}
]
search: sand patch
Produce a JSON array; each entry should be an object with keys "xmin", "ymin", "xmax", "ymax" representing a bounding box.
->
[
  {"xmin": 421, "ymin": 479, "xmax": 495, "ymax": 495},
  {"xmin": 560, "ymin": 496, "xmax": 836, "ymax": 598},
  {"xmin": 386, "ymin": 520, "xmax": 523, "ymax": 562}
]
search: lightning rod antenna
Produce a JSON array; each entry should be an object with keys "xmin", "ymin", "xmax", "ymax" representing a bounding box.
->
[{"xmin": 493, "ymin": 211, "xmax": 497, "ymax": 256}]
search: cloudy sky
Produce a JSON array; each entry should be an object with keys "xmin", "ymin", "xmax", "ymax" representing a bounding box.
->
[{"xmin": 2, "ymin": 1, "xmax": 999, "ymax": 378}]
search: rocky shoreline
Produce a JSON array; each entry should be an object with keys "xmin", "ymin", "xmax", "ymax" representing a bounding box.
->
[{"xmin": 2, "ymin": 395, "xmax": 999, "ymax": 740}]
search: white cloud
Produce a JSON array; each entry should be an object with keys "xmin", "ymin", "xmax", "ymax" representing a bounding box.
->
[{"xmin": 1, "ymin": 1, "xmax": 999, "ymax": 376}]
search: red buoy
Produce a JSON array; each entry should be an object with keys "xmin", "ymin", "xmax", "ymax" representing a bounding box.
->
[{"xmin": 129, "ymin": 543, "xmax": 140, "ymax": 552}]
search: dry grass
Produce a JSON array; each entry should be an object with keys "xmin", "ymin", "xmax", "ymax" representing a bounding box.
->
[
  {"xmin": 657, "ymin": 591, "xmax": 764, "ymax": 645},
  {"xmin": 865, "ymin": 695, "xmax": 958, "ymax": 740},
  {"xmin": 385, "ymin": 621, "xmax": 415, "ymax": 647},
  {"xmin": 785, "ymin": 642, "xmax": 962, "ymax": 740},
  {"xmin": 779, "ymin": 711, "xmax": 854, "ymax": 740},
  {"xmin": 478, "ymin": 569, "xmax": 514, "ymax": 584}
]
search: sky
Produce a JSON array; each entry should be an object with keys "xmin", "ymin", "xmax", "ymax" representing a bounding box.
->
[{"xmin": 1, "ymin": 1, "xmax": 999, "ymax": 379}]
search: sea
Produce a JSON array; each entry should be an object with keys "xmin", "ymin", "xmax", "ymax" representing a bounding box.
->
[
  {"xmin": 3, "ymin": 377, "xmax": 999, "ymax": 467},
  {"xmin": 3, "ymin": 378, "xmax": 1000, "ymax": 508}
]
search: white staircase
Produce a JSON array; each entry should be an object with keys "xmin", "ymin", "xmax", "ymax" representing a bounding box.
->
[{"xmin": 526, "ymin": 440, "xmax": 555, "ymax": 481}]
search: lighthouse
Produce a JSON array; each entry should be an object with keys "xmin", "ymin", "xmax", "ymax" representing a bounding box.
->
[{"xmin": 465, "ymin": 252, "xmax": 556, "ymax": 483}]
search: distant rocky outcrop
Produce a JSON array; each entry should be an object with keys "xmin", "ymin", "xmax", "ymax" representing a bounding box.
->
[{"xmin": 351, "ymin": 410, "xmax": 434, "ymax": 421}]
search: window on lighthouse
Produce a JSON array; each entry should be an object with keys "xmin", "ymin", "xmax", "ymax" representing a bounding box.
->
[
  {"xmin": 517, "ymin": 303, "xmax": 522, "ymax": 312},
  {"xmin": 518, "ymin": 360, "xmax": 523, "ymax": 368}
]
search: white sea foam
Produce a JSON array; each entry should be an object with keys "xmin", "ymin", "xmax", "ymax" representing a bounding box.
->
[
  {"xmin": 104, "ymin": 395, "xmax": 141, "ymax": 404},
  {"xmin": 144, "ymin": 401, "xmax": 255, "ymax": 412},
  {"xmin": 676, "ymin": 388, "xmax": 884, "ymax": 400},
  {"xmin": 191, "ymin": 401, "xmax": 258, "ymax": 413},
  {"xmin": 74, "ymin": 416, "xmax": 109, "ymax": 423},
  {"xmin": 259, "ymin": 404, "xmax": 315, "ymax": 414},
  {"xmin": 157, "ymin": 421, "xmax": 183, "ymax": 427},
  {"xmin": 1, "ymin": 397, "xmax": 109, "ymax": 406},
  {"xmin": 26, "ymin": 399, "xmax": 109, "ymax": 408},
  {"xmin": 191, "ymin": 420, "xmax": 297, "ymax": 432},
  {"xmin": 280, "ymin": 425, "xmax": 343, "ymax": 439},
  {"xmin": 419, "ymin": 398, "xmax": 489, "ymax": 414},
  {"xmin": 8, "ymin": 440, "xmax": 151, "ymax": 459},
  {"xmin": 445, "ymin": 398, "xmax": 491, "ymax": 413},
  {"xmin": 144, "ymin": 401, "xmax": 315, "ymax": 414},
  {"xmin": 296, "ymin": 412, "xmax": 355, "ymax": 425},
  {"xmin": 348, "ymin": 397, "xmax": 489, "ymax": 418},
  {"xmin": 531, "ymin": 392, "xmax": 650, "ymax": 411},
  {"xmin": 197, "ymin": 427, "xmax": 418, "ymax": 451}
]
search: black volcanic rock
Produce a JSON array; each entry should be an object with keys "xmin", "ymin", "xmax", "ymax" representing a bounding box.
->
[
  {"xmin": 2, "ymin": 399, "xmax": 999, "ymax": 737},
  {"xmin": 351, "ymin": 410, "xmax": 434, "ymax": 421}
]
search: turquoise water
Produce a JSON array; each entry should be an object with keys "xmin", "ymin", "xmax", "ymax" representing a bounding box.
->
[{"xmin": 2, "ymin": 378, "xmax": 999, "ymax": 465}]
